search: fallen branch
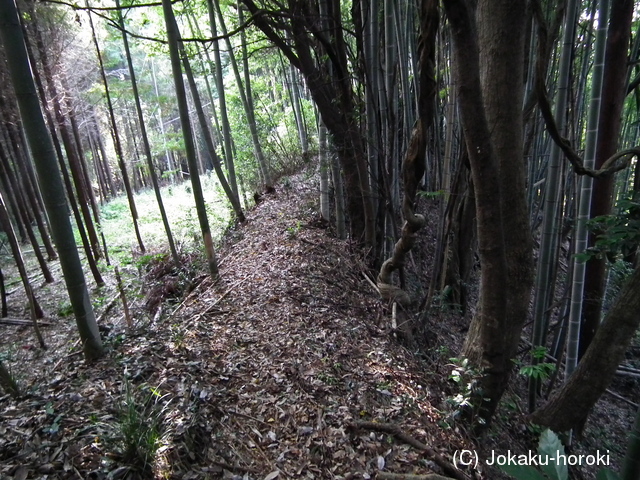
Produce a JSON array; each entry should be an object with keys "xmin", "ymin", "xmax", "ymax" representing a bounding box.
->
[
  {"xmin": 202, "ymin": 276, "xmax": 250, "ymax": 314},
  {"xmin": 349, "ymin": 421, "xmax": 469, "ymax": 480},
  {"xmin": 0, "ymin": 318, "xmax": 52, "ymax": 326},
  {"xmin": 96, "ymin": 295, "xmax": 119, "ymax": 324},
  {"xmin": 605, "ymin": 389, "xmax": 639, "ymax": 408},
  {"xmin": 362, "ymin": 272, "xmax": 380, "ymax": 294},
  {"xmin": 171, "ymin": 274, "xmax": 217, "ymax": 315}
]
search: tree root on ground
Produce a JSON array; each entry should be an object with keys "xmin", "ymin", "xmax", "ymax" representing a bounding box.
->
[{"xmin": 348, "ymin": 421, "xmax": 470, "ymax": 480}]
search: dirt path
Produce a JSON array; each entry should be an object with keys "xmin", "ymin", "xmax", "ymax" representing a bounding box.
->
[{"xmin": 0, "ymin": 172, "xmax": 472, "ymax": 479}]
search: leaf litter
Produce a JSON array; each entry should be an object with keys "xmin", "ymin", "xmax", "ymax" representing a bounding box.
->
[{"xmin": 0, "ymin": 172, "xmax": 475, "ymax": 479}]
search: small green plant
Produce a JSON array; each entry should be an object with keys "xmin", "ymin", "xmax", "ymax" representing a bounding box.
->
[
  {"xmin": 446, "ymin": 357, "xmax": 486, "ymax": 425},
  {"xmin": 435, "ymin": 345, "xmax": 451, "ymax": 358},
  {"xmin": 135, "ymin": 253, "xmax": 167, "ymax": 269},
  {"xmin": 417, "ymin": 189, "xmax": 446, "ymax": 199},
  {"xmin": 57, "ymin": 301, "xmax": 74, "ymax": 317},
  {"xmin": 519, "ymin": 347, "xmax": 556, "ymax": 381},
  {"xmin": 286, "ymin": 221, "xmax": 303, "ymax": 238},
  {"xmin": 112, "ymin": 379, "xmax": 169, "ymax": 474},
  {"xmin": 376, "ymin": 380, "xmax": 393, "ymax": 392},
  {"xmin": 317, "ymin": 372, "xmax": 338, "ymax": 385}
]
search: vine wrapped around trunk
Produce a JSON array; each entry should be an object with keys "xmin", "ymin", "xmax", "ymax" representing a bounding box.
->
[{"xmin": 376, "ymin": 0, "xmax": 438, "ymax": 330}]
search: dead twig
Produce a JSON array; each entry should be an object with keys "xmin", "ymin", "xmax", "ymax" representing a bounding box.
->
[
  {"xmin": 202, "ymin": 277, "xmax": 249, "ymax": 314},
  {"xmin": 350, "ymin": 421, "xmax": 470, "ymax": 480},
  {"xmin": 362, "ymin": 272, "xmax": 380, "ymax": 294},
  {"xmin": 0, "ymin": 318, "xmax": 52, "ymax": 326},
  {"xmin": 96, "ymin": 294, "xmax": 120, "ymax": 324},
  {"xmin": 605, "ymin": 389, "xmax": 639, "ymax": 409}
]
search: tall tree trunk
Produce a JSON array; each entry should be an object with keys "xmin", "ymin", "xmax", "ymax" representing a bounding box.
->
[
  {"xmin": 319, "ymin": 118, "xmax": 330, "ymax": 221},
  {"xmin": 566, "ymin": 0, "xmax": 608, "ymax": 379},
  {"xmin": 0, "ymin": 0, "xmax": 103, "ymax": 361},
  {"xmin": 150, "ymin": 59, "xmax": 177, "ymax": 186},
  {"xmin": 116, "ymin": 0, "xmax": 180, "ymax": 266},
  {"xmin": 178, "ymin": 27, "xmax": 245, "ymax": 221},
  {"xmin": 376, "ymin": 0, "xmax": 437, "ymax": 343},
  {"xmin": 580, "ymin": 0, "xmax": 633, "ymax": 358},
  {"xmin": 86, "ymin": 0, "xmax": 146, "ymax": 253},
  {"xmin": 529, "ymin": 0, "xmax": 579, "ymax": 412},
  {"xmin": 238, "ymin": 2, "xmax": 273, "ymax": 190},
  {"xmin": 31, "ymin": 19, "xmax": 103, "ymax": 262},
  {"xmin": 530, "ymin": 261, "xmax": 640, "ymax": 432},
  {"xmin": 207, "ymin": 0, "xmax": 239, "ymax": 197},
  {"xmin": 162, "ymin": 0, "xmax": 219, "ymax": 278},
  {"xmin": 444, "ymin": 0, "xmax": 530, "ymax": 424},
  {"xmin": 23, "ymin": 35, "xmax": 105, "ymax": 286},
  {"xmin": 288, "ymin": 62, "xmax": 309, "ymax": 157},
  {"xmin": 241, "ymin": 0, "xmax": 376, "ymax": 249}
]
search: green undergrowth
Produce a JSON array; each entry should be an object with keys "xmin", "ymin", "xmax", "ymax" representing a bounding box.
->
[{"xmin": 95, "ymin": 172, "xmax": 231, "ymax": 266}]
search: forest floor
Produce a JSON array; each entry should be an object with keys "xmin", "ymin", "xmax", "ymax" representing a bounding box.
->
[{"xmin": 0, "ymin": 168, "xmax": 638, "ymax": 480}]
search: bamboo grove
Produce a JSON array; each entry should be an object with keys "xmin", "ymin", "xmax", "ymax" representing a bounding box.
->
[{"xmin": 0, "ymin": 0, "xmax": 640, "ymax": 432}]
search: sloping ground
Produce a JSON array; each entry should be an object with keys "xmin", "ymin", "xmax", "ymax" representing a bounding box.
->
[{"xmin": 0, "ymin": 172, "xmax": 475, "ymax": 479}]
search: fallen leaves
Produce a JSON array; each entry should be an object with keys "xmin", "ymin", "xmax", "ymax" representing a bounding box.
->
[{"xmin": 0, "ymin": 172, "xmax": 472, "ymax": 479}]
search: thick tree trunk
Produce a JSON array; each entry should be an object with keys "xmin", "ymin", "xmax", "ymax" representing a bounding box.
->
[
  {"xmin": 530, "ymin": 263, "xmax": 640, "ymax": 432},
  {"xmin": 162, "ymin": 0, "xmax": 219, "ymax": 278},
  {"xmin": 477, "ymin": 0, "xmax": 533, "ymax": 414},
  {"xmin": 0, "ymin": 0, "xmax": 103, "ymax": 361},
  {"xmin": 440, "ymin": 155, "xmax": 475, "ymax": 314},
  {"xmin": 241, "ymin": 0, "xmax": 376, "ymax": 249},
  {"xmin": 445, "ymin": 0, "xmax": 529, "ymax": 424},
  {"xmin": 116, "ymin": 0, "xmax": 180, "ymax": 266},
  {"xmin": 580, "ymin": 0, "xmax": 633, "ymax": 358}
]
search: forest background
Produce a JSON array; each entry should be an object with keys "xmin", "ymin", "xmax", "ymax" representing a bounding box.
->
[{"xmin": 0, "ymin": 0, "xmax": 640, "ymax": 478}]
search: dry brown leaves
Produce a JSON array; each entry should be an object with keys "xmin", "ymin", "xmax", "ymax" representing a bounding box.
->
[{"xmin": 0, "ymin": 172, "xmax": 473, "ymax": 479}]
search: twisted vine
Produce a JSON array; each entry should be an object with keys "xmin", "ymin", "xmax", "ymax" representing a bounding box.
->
[{"xmin": 376, "ymin": 0, "xmax": 438, "ymax": 316}]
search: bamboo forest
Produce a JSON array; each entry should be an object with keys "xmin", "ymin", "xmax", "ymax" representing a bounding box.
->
[{"xmin": 1, "ymin": 0, "xmax": 640, "ymax": 477}]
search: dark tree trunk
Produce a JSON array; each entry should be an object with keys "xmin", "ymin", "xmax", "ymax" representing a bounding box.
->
[
  {"xmin": 440, "ymin": 153, "xmax": 476, "ymax": 314},
  {"xmin": 241, "ymin": 0, "xmax": 376, "ymax": 250},
  {"xmin": 531, "ymin": 262, "xmax": 640, "ymax": 432},
  {"xmin": 580, "ymin": 0, "xmax": 633, "ymax": 358},
  {"xmin": 86, "ymin": 0, "xmax": 146, "ymax": 253},
  {"xmin": 23, "ymin": 35, "xmax": 105, "ymax": 287},
  {"xmin": 32, "ymin": 23, "xmax": 104, "ymax": 262},
  {"xmin": 444, "ymin": 0, "xmax": 530, "ymax": 424},
  {"xmin": 0, "ymin": 150, "xmax": 53, "ymax": 283},
  {"xmin": 0, "ymin": 0, "xmax": 103, "ymax": 360}
]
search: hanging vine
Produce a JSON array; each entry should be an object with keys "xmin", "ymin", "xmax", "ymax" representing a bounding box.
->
[{"xmin": 376, "ymin": 0, "xmax": 438, "ymax": 340}]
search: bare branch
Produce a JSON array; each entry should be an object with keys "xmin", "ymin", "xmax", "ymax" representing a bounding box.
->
[
  {"xmin": 536, "ymin": 74, "xmax": 640, "ymax": 178},
  {"xmin": 41, "ymin": 0, "xmax": 260, "ymax": 45}
]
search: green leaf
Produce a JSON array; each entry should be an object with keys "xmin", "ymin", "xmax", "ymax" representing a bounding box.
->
[
  {"xmin": 498, "ymin": 464, "xmax": 548, "ymax": 480},
  {"xmin": 595, "ymin": 468, "xmax": 620, "ymax": 480},
  {"xmin": 538, "ymin": 430, "xmax": 568, "ymax": 480}
]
